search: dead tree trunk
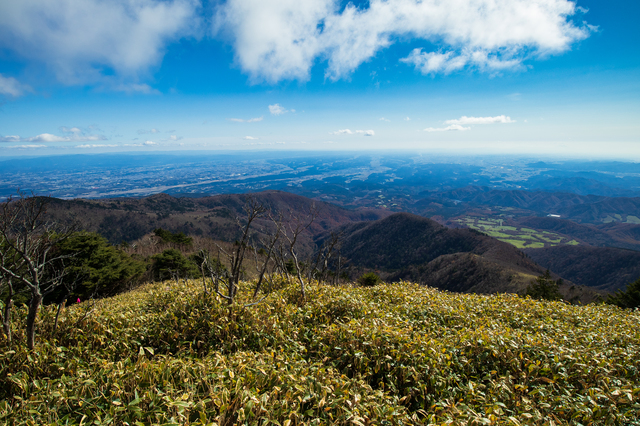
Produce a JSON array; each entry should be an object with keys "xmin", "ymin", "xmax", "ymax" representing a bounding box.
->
[
  {"xmin": 1, "ymin": 278, "xmax": 13, "ymax": 342},
  {"xmin": 26, "ymin": 291, "xmax": 42, "ymax": 349}
]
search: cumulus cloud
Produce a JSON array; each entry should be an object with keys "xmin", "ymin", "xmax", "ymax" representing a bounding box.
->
[
  {"xmin": 269, "ymin": 104, "xmax": 292, "ymax": 115},
  {"xmin": 424, "ymin": 124, "xmax": 470, "ymax": 132},
  {"xmin": 445, "ymin": 115, "xmax": 515, "ymax": 125},
  {"xmin": 400, "ymin": 49, "xmax": 523, "ymax": 75},
  {"xmin": 143, "ymin": 141, "xmax": 157, "ymax": 146},
  {"xmin": 30, "ymin": 134, "xmax": 70, "ymax": 142},
  {"xmin": 214, "ymin": 0, "xmax": 592, "ymax": 82},
  {"xmin": 169, "ymin": 135, "xmax": 183, "ymax": 141},
  {"xmin": 330, "ymin": 129, "xmax": 375, "ymax": 136},
  {"xmin": 424, "ymin": 115, "xmax": 514, "ymax": 131},
  {"xmin": 243, "ymin": 136, "xmax": 258, "ymax": 140},
  {"xmin": 0, "ymin": 74, "xmax": 32, "ymax": 97},
  {"xmin": 0, "ymin": 129, "xmax": 106, "ymax": 143},
  {"xmin": 379, "ymin": 117, "xmax": 390, "ymax": 122},
  {"xmin": 0, "ymin": 136, "xmax": 21, "ymax": 143},
  {"xmin": 0, "ymin": 0, "xmax": 199, "ymax": 88},
  {"xmin": 229, "ymin": 116, "xmax": 263, "ymax": 122}
]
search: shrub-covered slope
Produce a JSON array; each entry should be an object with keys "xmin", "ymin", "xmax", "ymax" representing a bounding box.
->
[
  {"xmin": 2, "ymin": 281, "xmax": 639, "ymax": 425},
  {"xmin": 524, "ymin": 245, "xmax": 640, "ymax": 292}
]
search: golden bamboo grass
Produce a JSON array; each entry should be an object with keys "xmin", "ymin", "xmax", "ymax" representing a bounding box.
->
[{"xmin": 2, "ymin": 280, "xmax": 639, "ymax": 425}]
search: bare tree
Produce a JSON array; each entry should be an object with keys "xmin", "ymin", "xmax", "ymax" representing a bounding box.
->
[
  {"xmin": 278, "ymin": 205, "xmax": 318, "ymax": 300},
  {"xmin": 307, "ymin": 231, "xmax": 343, "ymax": 284},
  {"xmin": 251, "ymin": 216, "xmax": 282, "ymax": 299},
  {"xmin": 212, "ymin": 197, "xmax": 266, "ymax": 306},
  {"xmin": 0, "ymin": 193, "xmax": 75, "ymax": 349}
]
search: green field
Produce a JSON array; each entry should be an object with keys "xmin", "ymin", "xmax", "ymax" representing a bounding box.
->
[
  {"xmin": 2, "ymin": 280, "xmax": 639, "ymax": 424},
  {"xmin": 457, "ymin": 217, "xmax": 578, "ymax": 249}
]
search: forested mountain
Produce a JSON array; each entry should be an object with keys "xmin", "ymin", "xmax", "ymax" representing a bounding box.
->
[
  {"xmin": 431, "ymin": 186, "xmax": 640, "ymax": 224},
  {"xmin": 45, "ymin": 191, "xmax": 391, "ymax": 245},
  {"xmin": 524, "ymin": 245, "xmax": 640, "ymax": 292},
  {"xmin": 325, "ymin": 213, "xmax": 599, "ymax": 302}
]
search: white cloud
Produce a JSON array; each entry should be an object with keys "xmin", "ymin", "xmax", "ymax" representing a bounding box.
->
[
  {"xmin": 330, "ymin": 129, "xmax": 375, "ymax": 136},
  {"xmin": 169, "ymin": 135, "xmax": 183, "ymax": 141},
  {"xmin": 3, "ymin": 144, "xmax": 47, "ymax": 149},
  {"xmin": 229, "ymin": 116, "xmax": 263, "ymax": 122},
  {"xmin": 110, "ymin": 83, "xmax": 161, "ymax": 94},
  {"xmin": 269, "ymin": 104, "xmax": 292, "ymax": 115},
  {"xmin": 0, "ymin": 136, "xmax": 21, "ymax": 142},
  {"xmin": 243, "ymin": 136, "xmax": 258, "ymax": 140},
  {"xmin": 400, "ymin": 49, "xmax": 524, "ymax": 75},
  {"xmin": 379, "ymin": 117, "xmax": 390, "ymax": 122},
  {"xmin": 60, "ymin": 126, "xmax": 82, "ymax": 134},
  {"xmin": 138, "ymin": 128, "xmax": 160, "ymax": 134},
  {"xmin": 0, "ymin": 74, "xmax": 32, "ymax": 97},
  {"xmin": 405, "ymin": 117, "xmax": 411, "ymax": 121},
  {"xmin": 76, "ymin": 144, "xmax": 119, "ymax": 148},
  {"xmin": 445, "ymin": 115, "xmax": 515, "ymax": 125},
  {"xmin": 424, "ymin": 124, "xmax": 470, "ymax": 132},
  {"xmin": 0, "ymin": 0, "xmax": 199, "ymax": 88},
  {"xmin": 143, "ymin": 140, "xmax": 157, "ymax": 146},
  {"xmin": 215, "ymin": 0, "xmax": 591, "ymax": 82},
  {"xmin": 0, "ymin": 131, "xmax": 106, "ymax": 143},
  {"xmin": 31, "ymin": 133, "xmax": 69, "ymax": 142}
]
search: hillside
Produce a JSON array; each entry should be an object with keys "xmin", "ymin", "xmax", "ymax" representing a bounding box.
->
[
  {"xmin": 38, "ymin": 191, "xmax": 630, "ymax": 300},
  {"xmin": 2, "ymin": 280, "xmax": 638, "ymax": 425},
  {"xmin": 433, "ymin": 186, "xmax": 640, "ymax": 224},
  {"xmin": 524, "ymin": 245, "xmax": 640, "ymax": 292},
  {"xmin": 514, "ymin": 216, "xmax": 631, "ymax": 248},
  {"xmin": 325, "ymin": 213, "xmax": 599, "ymax": 302},
  {"xmin": 45, "ymin": 191, "xmax": 391, "ymax": 245}
]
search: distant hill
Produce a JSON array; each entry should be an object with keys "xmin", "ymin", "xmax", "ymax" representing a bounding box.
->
[
  {"xmin": 524, "ymin": 245, "xmax": 640, "ymax": 292},
  {"xmin": 46, "ymin": 191, "xmax": 391, "ymax": 246},
  {"xmin": 596, "ymin": 222, "xmax": 640, "ymax": 248},
  {"xmin": 526, "ymin": 174, "xmax": 639, "ymax": 197},
  {"xmin": 432, "ymin": 186, "xmax": 640, "ymax": 224},
  {"xmin": 514, "ymin": 216, "xmax": 640, "ymax": 250},
  {"xmin": 326, "ymin": 212, "xmax": 599, "ymax": 302}
]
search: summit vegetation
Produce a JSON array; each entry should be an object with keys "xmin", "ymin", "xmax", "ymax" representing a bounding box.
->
[{"xmin": 1, "ymin": 279, "xmax": 639, "ymax": 425}]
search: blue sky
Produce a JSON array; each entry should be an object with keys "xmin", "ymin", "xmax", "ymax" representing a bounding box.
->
[{"xmin": 0, "ymin": 0, "xmax": 639, "ymax": 159}]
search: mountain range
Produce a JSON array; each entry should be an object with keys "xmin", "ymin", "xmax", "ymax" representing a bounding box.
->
[{"xmin": 42, "ymin": 190, "xmax": 623, "ymax": 302}]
